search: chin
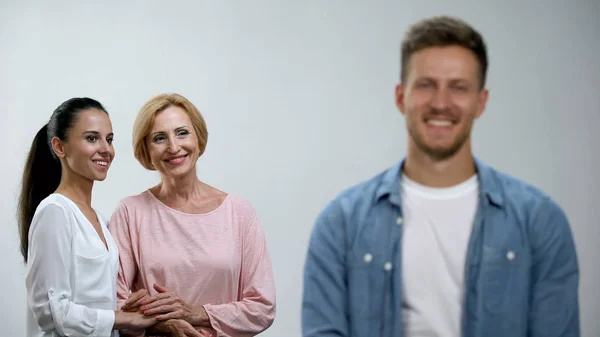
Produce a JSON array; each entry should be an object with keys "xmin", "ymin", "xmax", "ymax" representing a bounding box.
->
[
  {"xmin": 93, "ymin": 174, "xmax": 108, "ymax": 182},
  {"xmin": 161, "ymin": 165, "xmax": 195, "ymax": 179}
]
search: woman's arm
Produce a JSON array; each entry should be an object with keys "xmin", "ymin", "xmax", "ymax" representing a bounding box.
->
[
  {"xmin": 109, "ymin": 202, "xmax": 150, "ymax": 336},
  {"xmin": 26, "ymin": 203, "xmax": 116, "ymax": 336},
  {"xmin": 108, "ymin": 202, "xmax": 141, "ymax": 310},
  {"xmin": 199, "ymin": 213, "xmax": 276, "ymax": 335},
  {"xmin": 139, "ymin": 213, "xmax": 276, "ymax": 335},
  {"xmin": 128, "ymin": 204, "xmax": 276, "ymax": 336}
]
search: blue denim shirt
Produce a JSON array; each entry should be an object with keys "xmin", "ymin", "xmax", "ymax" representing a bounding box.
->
[{"xmin": 301, "ymin": 158, "xmax": 579, "ymax": 337}]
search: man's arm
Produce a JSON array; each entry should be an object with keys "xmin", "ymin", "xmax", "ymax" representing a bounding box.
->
[
  {"xmin": 302, "ymin": 200, "xmax": 349, "ymax": 337},
  {"xmin": 528, "ymin": 196, "xmax": 580, "ymax": 337}
]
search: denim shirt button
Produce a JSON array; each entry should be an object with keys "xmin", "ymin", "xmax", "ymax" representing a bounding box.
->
[
  {"xmin": 384, "ymin": 262, "xmax": 392, "ymax": 271},
  {"xmin": 506, "ymin": 251, "xmax": 516, "ymax": 260},
  {"xmin": 364, "ymin": 253, "xmax": 373, "ymax": 263},
  {"xmin": 396, "ymin": 217, "xmax": 403, "ymax": 225}
]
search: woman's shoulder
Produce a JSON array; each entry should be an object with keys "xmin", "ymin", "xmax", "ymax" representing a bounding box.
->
[
  {"xmin": 31, "ymin": 194, "xmax": 77, "ymax": 232},
  {"xmin": 37, "ymin": 193, "xmax": 76, "ymax": 214},
  {"xmin": 115, "ymin": 189, "xmax": 155, "ymax": 209},
  {"xmin": 222, "ymin": 194, "xmax": 259, "ymax": 219},
  {"xmin": 225, "ymin": 194, "xmax": 253, "ymax": 209}
]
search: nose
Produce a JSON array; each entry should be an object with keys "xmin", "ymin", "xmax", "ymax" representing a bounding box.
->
[
  {"xmin": 167, "ymin": 139, "xmax": 180, "ymax": 154},
  {"xmin": 431, "ymin": 87, "xmax": 451, "ymax": 110},
  {"xmin": 98, "ymin": 139, "xmax": 110, "ymax": 155}
]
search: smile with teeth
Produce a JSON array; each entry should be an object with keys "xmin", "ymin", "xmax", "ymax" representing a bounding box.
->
[
  {"xmin": 93, "ymin": 160, "xmax": 108, "ymax": 167},
  {"xmin": 427, "ymin": 120, "xmax": 454, "ymax": 127},
  {"xmin": 165, "ymin": 154, "xmax": 187, "ymax": 164}
]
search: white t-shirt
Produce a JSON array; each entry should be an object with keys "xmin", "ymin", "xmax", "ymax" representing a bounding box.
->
[
  {"xmin": 25, "ymin": 193, "xmax": 120, "ymax": 337},
  {"xmin": 401, "ymin": 174, "xmax": 479, "ymax": 337}
]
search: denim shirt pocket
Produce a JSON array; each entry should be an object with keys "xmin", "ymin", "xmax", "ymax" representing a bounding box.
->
[
  {"xmin": 347, "ymin": 249, "xmax": 389, "ymax": 319},
  {"xmin": 479, "ymin": 244, "xmax": 532, "ymax": 314}
]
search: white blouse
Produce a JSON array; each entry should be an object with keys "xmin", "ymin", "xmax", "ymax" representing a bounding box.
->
[{"xmin": 25, "ymin": 194, "xmax": 120, "ymax": 337}]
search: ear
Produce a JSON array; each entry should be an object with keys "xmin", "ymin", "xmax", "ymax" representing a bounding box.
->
[
  {"xmin": 395, "ymin": 83, "xmax": 406, "ymax": 115},
  {"xmin": 51, "ymin": 137, "xmax": 66, "ymax": 159},
  {"xmin": 475, "ymin": 88, "xmax": 489, "ymax": 119}
]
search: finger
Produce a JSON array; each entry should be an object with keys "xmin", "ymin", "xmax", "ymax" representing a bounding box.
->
[
  {"xmin": 187, "ymin": 329, "xmax": 204, "ymax": 337},
  {"xmin": 123, "ymin": 300, "xmax": 143, "ymax": 311},
  {"xmin": 144, "ymin": 304, "xmax": 180, "ymax": 316},
  {"xmin": 124, "ymin": 290, "xmax": 147, "ymax": 308},
  {"xmin": 153, "ymin": 283, "xmax": 169, "ymax": 293},
  {"xmin": 143, "ymin": 304, "xmax": 183, "ymax": 318},
  {"xmin": 122, "ymin": 306, "xmax": 139, "ymax": 312},
  {"xmin": 126, "ymin": 294, "xmax": 151, "ymax": 309},
  {"xmin": 122, "ymin": 299, "xmax": 140, "ymax": 311},
  {"xmin": 187, "ymin": 330, "xmax": 203, "ymax": 337},
  {"xmin": 155, "ymin": 310, "xmax": 183, "ymax": 321},
  {"xmin": 142, "ymin": 298, "xmax": 176, "ymax": 311},
  {"xmin": 140, "ymin": 293, "xmax": 172, "ymax": 305},
  {"xmin": 127, "ymin": 289, "xmax": 148, "ymax": 303}
]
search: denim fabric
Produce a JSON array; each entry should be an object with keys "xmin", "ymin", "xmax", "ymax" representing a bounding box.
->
[{"xmin": 301, "ymin": 158, "xmax": 579, "ymax": 337}]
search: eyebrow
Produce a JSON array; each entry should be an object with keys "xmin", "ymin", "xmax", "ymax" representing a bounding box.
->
[
  {"xmin": 83, "ymin": 130, "xmax": 114, "ymax": 137},
  {"xmin": 418, "ymin": 76, "xmax": 470, "ymax": 84},
  {"xmin": 150, "ymin": 125, "xmax": 189, "ymax": 137}
]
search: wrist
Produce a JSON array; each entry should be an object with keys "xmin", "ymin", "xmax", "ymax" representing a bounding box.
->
[
  {"xmin": 147, "ymin": 320, "xmax": 176, "ymax": 334},
  {"xmin": 190, "ymin": 306, "xmax": 210, "ymax": 326},
  {"xmin": 113, "ymin": 311, "xmax": 133, "ymax": 330}
]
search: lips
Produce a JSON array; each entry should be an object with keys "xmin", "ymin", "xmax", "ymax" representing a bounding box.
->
[
  {"xmin": 424, "ymin": 113, "xmax": 458, "ymax": 127},
  {"xmin": 92, "ymin": 159, "xmax": 109, "ymax": 169},
  {"xmin": 164, "ymin": 154, "xmax": 188, "ymax": 165},
  {"xmin": 427, "ymin": 119, "xmax": 453, "ymax": 127}
]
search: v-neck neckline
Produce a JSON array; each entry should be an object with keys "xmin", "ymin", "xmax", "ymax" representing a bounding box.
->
[{"xmin": 55, "ymin": 193, "xmax": 110, "ymax": 252}]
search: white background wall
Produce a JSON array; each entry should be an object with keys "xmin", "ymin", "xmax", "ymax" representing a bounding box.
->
[{"xmin": 1, "ymin": 1, "xmax": 598, "ymax": 336}]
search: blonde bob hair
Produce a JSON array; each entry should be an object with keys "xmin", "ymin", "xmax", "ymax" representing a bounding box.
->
[{"xmin": 133, "ymin": 93, "xmax": 208, "ymax": 171}]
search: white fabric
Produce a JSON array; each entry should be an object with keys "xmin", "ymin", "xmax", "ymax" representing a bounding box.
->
[
  {"xmin": 25, "ymin": 193, "xmax": 119, "ymax": 337},
  {"xmin": 401, "ymin": 174, "xmax": 479, "ymax": 337}
]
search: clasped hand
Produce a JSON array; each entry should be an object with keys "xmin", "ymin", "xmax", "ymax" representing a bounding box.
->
[{"xmin": 122, "ymin": 283, "xmax": 208, "ymax": 325}]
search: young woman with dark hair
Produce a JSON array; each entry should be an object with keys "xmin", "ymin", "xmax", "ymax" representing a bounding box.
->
[{"xmin": 18, "ymin": 97, "xmax": 156, "ymax": 337}]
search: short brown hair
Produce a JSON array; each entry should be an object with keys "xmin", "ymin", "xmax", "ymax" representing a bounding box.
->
[
  {"xmin": 401, "ymin": 16, "xmax": 488, "ymax": 88},
  {"xmin": 133, "ymin": 93, "xmax": 208, "ymax": 170}
]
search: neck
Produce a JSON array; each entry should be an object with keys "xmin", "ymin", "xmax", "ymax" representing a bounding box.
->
[
  {"xmin": 403, "ymin": 140, "xmax": 476, "ymax": 188},
  {"xmin": 156, "ymin": 171, "xmax": 202, "ymax": 202},
  {"xmin": 55, "ymin": 167, "xmax": 94, "ymax": 207}
]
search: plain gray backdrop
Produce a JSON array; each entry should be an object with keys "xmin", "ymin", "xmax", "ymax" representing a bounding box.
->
[{"xmin": 1, "ymin": 1, "xmax": 598, "ymax": 336}]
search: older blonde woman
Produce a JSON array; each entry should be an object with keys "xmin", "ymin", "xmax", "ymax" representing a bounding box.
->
[{"xmin": 109, "ymin": 93, "xmax": 276, "ymax": 336}]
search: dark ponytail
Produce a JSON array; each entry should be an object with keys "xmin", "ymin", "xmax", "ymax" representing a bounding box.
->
[
  {"xmin": 17, "ymin": 97, "xmax": 108, "ymax": 263},
  {"xmin": 18, "ymin": 124, "xmax": 61, "ymax": 262}
]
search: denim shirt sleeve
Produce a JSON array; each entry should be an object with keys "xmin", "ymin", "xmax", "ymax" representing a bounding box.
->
[
  {"xmin": 302, "ymin": 200, "xmax": 349, "ymax": 337},
  {"xmin": 528, "ymin": 196, "xmax": 580, "ymax": 337}
]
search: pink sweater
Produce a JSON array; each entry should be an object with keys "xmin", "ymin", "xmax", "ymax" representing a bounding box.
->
[{"xmin": 108, "ymin": 191, "xmax": 276, "ymax": 336}]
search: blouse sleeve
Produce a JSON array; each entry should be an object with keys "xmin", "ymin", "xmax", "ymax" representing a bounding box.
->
[
  {"xmin": 108, "ymin": 201, "xmax": 148, "ymax": 337},
  {"xmin": 203, "ymin": 213, "xmax": 276, "ymax": 336},
  {"xmin": 108, "ymin": 202, "xmax": 139, "ymax": 310},
  {"xmin": 26, "ymin": 203, "xmax": 115, "ymax": 336}
]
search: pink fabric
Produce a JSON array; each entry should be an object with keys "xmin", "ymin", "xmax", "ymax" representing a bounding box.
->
[{"xmin": 108, "ymin": 191, "xmax": 276, "ymax": 336}]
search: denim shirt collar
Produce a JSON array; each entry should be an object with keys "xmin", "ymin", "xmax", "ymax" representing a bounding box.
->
[{"xmin": 375, "ymin": 157, "xmax": 505, "ymax": 208}]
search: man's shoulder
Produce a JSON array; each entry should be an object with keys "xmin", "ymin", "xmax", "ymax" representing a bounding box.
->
[
  {"xmin": 488, "ymin": 166, "xmax": 547, "ymax": 198},
  {"xmin": 318, "ymin": 163, "xmax": 399, "ymax": 221},
  {"xmin": 480, "ymin": 162, "xmax": 566, "ymax": 220}
]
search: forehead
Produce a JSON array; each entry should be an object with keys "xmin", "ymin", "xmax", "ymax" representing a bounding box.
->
[
  {"xmin": 71, "ymin": 108, "xmax": 111, "ymax": 131},
  {"xmin": 407, "ymin": 45, "xmax": 479, "ymax": 82},
  {"xmin": 152, "ymin": 105, "xmax": 191, "ymax": 130}
]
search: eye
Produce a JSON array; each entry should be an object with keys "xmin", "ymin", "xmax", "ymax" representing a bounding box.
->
[
  {"xmin": 107, "ymin": 137, "xmax": 114, "ymax": 145},
  {"xmin": 177, "ymin": 130, "xmax": 189, "ymax": 137},
  {"xmin": 416, "ymin": 81, "xmax": 433, "ymax": 89},
  {"xmin": 86, "ymin": 135, "xmax": 98, "ymax": 143},
  {"xmin": 153, "ymin": 135, "xmax": 166, "ymax": 142},
  {"xmin": 452, "ymin": 83, "xmax": 469, "ymax": 92}
]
